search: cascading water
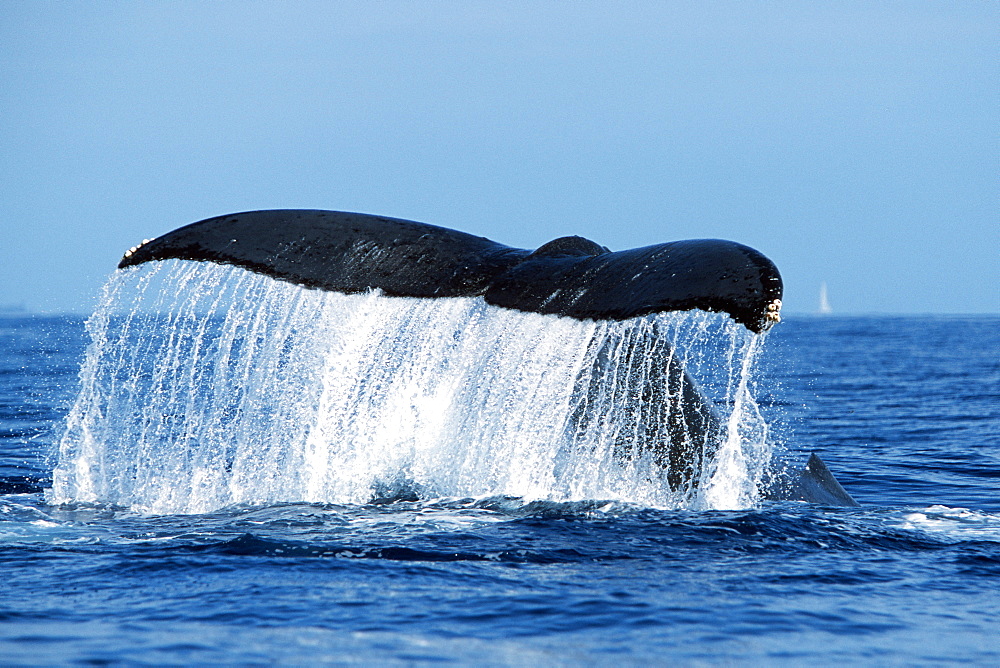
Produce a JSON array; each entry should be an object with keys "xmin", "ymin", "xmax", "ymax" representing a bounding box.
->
[{"xmin": 49, "ymin": 260, "xmax": 772, "ymax": 514}]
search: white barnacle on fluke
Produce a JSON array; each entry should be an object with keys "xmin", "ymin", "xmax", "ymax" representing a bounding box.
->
[
  {"xmin": 764, "ymin": 299, "xmax": 782, "ymax": 327},
  {"xmin": 122, "ymin": 239, "xmax": 153, "ymax": 259}
]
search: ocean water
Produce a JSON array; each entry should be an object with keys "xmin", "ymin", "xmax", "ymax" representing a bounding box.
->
[{"xmin": 1, "ymin": 268, "xmax": 997, "ymax": 664}]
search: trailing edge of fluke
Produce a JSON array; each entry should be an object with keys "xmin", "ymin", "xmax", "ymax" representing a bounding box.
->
[{"xmin": 120, "ymin": 210, "xmax": 783, "ymax": 333}]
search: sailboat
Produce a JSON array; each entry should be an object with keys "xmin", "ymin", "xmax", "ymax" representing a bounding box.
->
[{"xmin": 818, "ymin": 282, "xmax": 832, "ymax": 314}]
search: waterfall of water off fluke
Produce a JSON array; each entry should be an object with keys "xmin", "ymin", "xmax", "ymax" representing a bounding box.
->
[{"xmin": 49, "ymin": 260, "xmax": 773, "ymax": 514}]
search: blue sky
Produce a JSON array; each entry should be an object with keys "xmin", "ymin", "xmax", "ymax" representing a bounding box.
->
[{"xmin": 2, "ymin": 2, "xmax": 997, "ymax": 314}]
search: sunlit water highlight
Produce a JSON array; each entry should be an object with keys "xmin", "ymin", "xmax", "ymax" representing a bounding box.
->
[{"xmin": 50, "ymin": 261, "xmax": 771, "ymax": 514}]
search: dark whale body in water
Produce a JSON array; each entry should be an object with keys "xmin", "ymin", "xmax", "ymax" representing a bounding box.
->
[{"xmin": 119, "ymin": 209, "xmax": 855, "ymax": 506}]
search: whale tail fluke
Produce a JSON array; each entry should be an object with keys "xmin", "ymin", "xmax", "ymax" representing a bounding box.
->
[
  {"xmin": 111, "ymin": 209, "xmax": 861, "ymax": 505},
  {"xmin": 120, "ymin": 210, "xmax": 783, "ymax": 332}
]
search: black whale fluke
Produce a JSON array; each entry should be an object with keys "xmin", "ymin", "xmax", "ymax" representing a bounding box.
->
[
  {"xmin": 119, "ymin": 209, "xmax": 783, "ymax": 332},
  {"xmin": 115, "ymin": 209, "xmax": 855, "ymax": 505}
]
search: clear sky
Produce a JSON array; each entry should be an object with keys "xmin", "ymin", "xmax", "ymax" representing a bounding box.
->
[{"xmin": 2, "ymin": 1, "xmax": 997, "ymax": 315}]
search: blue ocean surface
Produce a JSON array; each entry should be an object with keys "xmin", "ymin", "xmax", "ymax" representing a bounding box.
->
[{"xmin": 1, "ymin": 311, "xmax": 998, "ymax": 665}]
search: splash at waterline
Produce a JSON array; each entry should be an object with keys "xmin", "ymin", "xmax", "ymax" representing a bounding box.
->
[{"xmin": 49, "ymin": 261, "xmax": 772, "ymax": 514}]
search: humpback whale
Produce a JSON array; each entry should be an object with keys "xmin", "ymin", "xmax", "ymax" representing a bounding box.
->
[{"xmin": 118, "ymin": 209, "xmax": 855, "ymax": 506}]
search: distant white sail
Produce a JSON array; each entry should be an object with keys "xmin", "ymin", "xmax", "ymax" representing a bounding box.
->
[{"xmin": 818, "ymin": 282, "xmax": 832, "ymax": 314}]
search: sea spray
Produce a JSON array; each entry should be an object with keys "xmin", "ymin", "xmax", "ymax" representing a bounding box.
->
[
  {"xmin": 701, "ymin": 333, "xmax": 771, "ymax": 509},
  {"xmin": 50, "ymin": 261, "xmax": 772, "ymax": 514}
]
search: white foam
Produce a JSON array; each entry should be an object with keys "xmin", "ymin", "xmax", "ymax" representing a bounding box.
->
[
  {"xmin": 900, "ymin": 505, "xmax": 1000, "ymax": 542},
  {"xmin": 49, "ymin": 261, "xmax": 772, "ymax": 514}
]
